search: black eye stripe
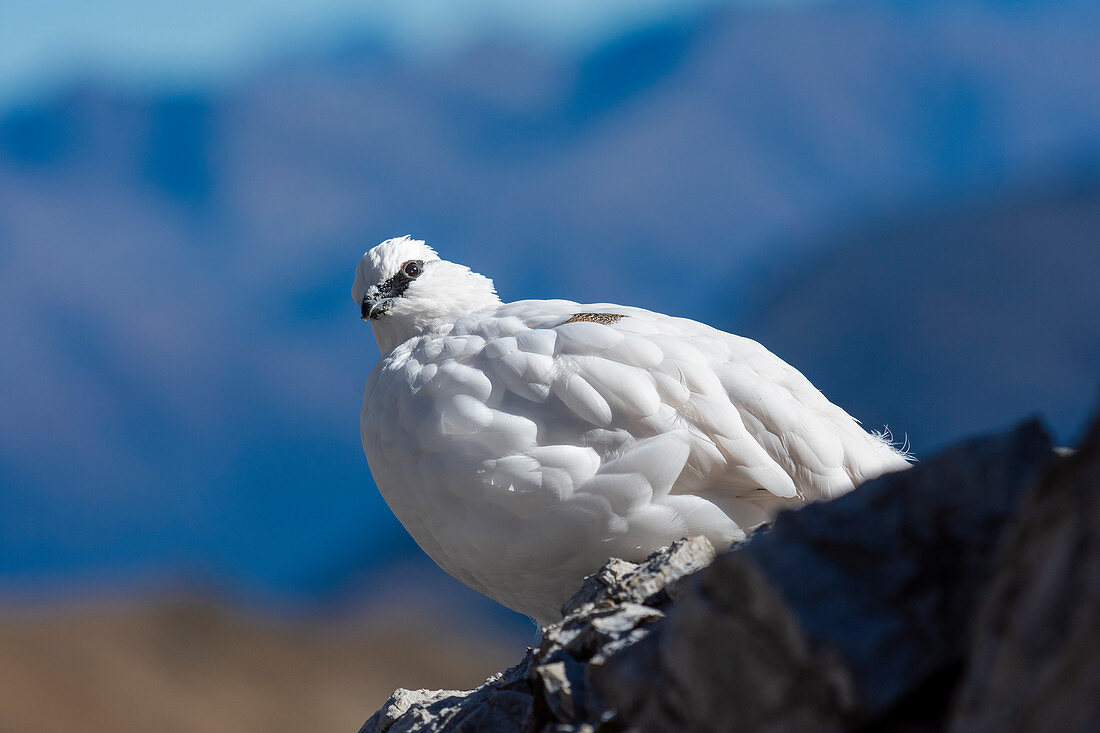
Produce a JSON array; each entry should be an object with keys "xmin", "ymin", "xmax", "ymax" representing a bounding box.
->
[
  {"xmin": 378, "ymin": 271, "xmax": 412, "ymax": 297},
  {"xmin": 373, "ymin": 260, "xmax": 424, "ymax": 299}
]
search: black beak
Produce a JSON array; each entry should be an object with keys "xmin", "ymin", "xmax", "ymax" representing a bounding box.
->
[{"xmin": 360, "ymin": 298, "xmax": 395, "ymax": 320}]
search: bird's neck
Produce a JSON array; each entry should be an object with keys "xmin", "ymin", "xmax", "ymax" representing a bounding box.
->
[{"xmin": 370, "ymin": 317, "xmax": 430, "ymax": 355}]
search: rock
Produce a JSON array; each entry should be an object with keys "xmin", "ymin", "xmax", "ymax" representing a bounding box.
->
[
  {"xmin": 359, "ymin": 660, "xmax": 536, "ymax": 733},
  {"xmin": 560, "ymin": 537, "xmax": 717, "ymax": 617},
  {"xmin": 360, "ymin": 538, "xmax": 715, "ymax": 733},
  {"xmin": 740, "ymin": 419, "xmax": 1054, "ymax": 717},
  {"xmin": 592, "ymin": 420, "xmax": 1053, "ymax": 732},
  {"xmin": 359, "ymin": 413, "xmax": 1100, "ymax": 732},
  {"xmin": 593, "ymin": 553, "xmax": 856, "ymax": 733},
  {"xmin": 947, "ymin": 415, "xmax": 1100, "ymax": 732}
]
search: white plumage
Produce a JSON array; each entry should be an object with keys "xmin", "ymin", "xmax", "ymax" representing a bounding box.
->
[{"xmin": 354, "ymin": 236, "xmax": 910, "ymax": 624}]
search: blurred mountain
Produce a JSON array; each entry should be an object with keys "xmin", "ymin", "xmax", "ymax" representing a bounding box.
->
[
  {"xmin": 737, "ymin": 177, "xmax": 1100, "ymax": 454},
  {"xmin": 0, "ymin": 598, "xmax": 515, "ymax": 733},
  {"xmin": 1, "ymin": 0, "xmax": 1098, "ymax": 604}
]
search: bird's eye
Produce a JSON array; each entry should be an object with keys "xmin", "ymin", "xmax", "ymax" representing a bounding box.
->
[{"xmin": 402, "ymin": 260, "xmax": 423, "ymax": 279}]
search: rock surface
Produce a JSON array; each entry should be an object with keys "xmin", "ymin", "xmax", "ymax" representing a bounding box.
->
[
  {"xmin": 361, "ymin": 413, "xmax": 1100, "ymax": 733},
  {"xmin": 947, "ymin": 414, "xmax": 1100, "ymax": 733}
]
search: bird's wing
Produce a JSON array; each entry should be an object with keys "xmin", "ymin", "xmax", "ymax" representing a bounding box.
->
[{"xmin": 472, "ymin": 301, "xmax": 908, "ymax": 534}]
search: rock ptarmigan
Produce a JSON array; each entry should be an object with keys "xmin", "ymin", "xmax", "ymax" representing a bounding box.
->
[{"xmin": 354, "ymin": 236, "xmax": 910, "ymax": 624}]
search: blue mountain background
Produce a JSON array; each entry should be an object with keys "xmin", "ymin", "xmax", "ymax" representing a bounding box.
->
[{"xmin": 1, "ymin": 0, "xmax": 1098, "ymax": 613}]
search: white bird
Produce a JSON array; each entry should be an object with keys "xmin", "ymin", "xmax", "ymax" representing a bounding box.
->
[{"xmin": 354, "ymin": 236, "xmax": 910, "ymax": 625}]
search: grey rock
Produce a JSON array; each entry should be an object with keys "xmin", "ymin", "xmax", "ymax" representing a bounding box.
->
[
  {"xmin": 593, "ymin": 553, "xmax": 856, "ymax": 733},
  {"xmin": 360, "ymin": 659, "xmax": 536, "ymax": 733},
  {"xmin": 948, "ymin": 416, "xmax": 1100, "ymax": 732},
  {"xmin": 741, "ymin": 419, "xmax": 1054, "ymax": 717},
  {"xmin": 560, "ymin": 536, "xmax": 716, "ymax": 616},
  {"xmin": 590, "ymin": 420, "xmax": 1054, "ymax": 732}
]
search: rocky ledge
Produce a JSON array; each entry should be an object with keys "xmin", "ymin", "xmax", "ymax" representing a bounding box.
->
[{"xmin": 361, "ymin": 409, "xmax": 1100, "ymax": 733}]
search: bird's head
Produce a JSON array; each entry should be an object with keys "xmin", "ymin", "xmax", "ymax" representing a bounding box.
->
[{"xmin": 352, "ymin": 236, "xmax": 500, "ymax": 352}]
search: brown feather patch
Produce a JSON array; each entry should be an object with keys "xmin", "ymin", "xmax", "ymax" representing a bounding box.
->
[{"xmin": 561, "ymin": 312, "xmax": 627, "ymax": 325}]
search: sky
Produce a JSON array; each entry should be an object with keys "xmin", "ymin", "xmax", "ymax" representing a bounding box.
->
[{"xmin": 0, "ymin": 0, "xmax": 773, "ymax": 106}]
